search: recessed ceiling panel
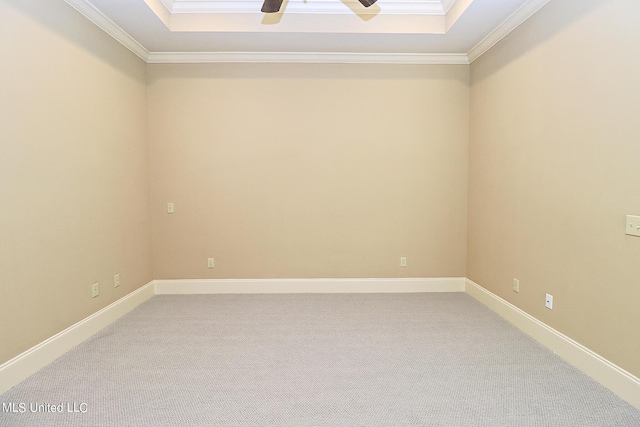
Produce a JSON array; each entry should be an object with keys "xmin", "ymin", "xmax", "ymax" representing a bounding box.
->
[{"xmin": 142, "ymin": 0, "xmax": 475, "ymax": 34}]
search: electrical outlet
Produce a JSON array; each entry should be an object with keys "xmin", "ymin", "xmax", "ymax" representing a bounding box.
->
[
  {"xmin": 545, "ymin": 293, "xmax": 553, "ymax": 310},
  {"xmin": 207, "ymin": 258, "xmax": 214, "ymax": 268},
  {"xmin": 512, "ymin": 278, "xmax": 520, "ymax": 293},
  {"xmin": 114, "ymin": 273, "xmax": 120, "ymax": 288},
  {"xmin": 400, "ymin": 257, "xmax": 407, "ymax": 267},
  {"xmin": 625, "ymin": 215, "xmax": 640, "ymax": 237},
  {"xmin": 167, "ymin": 203, "xmax": 174, "ymax": 214},
  {"xmin": 92, "ymin": 283, "xmax": 99, "ymax": 298}
]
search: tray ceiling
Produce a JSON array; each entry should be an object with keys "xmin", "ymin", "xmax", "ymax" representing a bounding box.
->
[{"xmin": 64, "ymin": 0, "xmax": 551, "ymax": 63}]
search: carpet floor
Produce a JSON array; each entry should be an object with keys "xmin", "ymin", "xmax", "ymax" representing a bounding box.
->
[{"xmin": 1, "ymin": 293, "xmax": 639, "ymax": 426}]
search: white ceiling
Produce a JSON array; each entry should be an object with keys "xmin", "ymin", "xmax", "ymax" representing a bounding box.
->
[{"xmin": 64, "ymin": 0, "xmax": 551, "ymax": 64}]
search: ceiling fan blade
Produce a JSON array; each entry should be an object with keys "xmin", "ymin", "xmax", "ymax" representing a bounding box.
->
[
  {"xmin": 261, "ymin": 0, "xmax": 284, "ymax": 13},
  {"xmin": 357, "ymin": 0, "xmax": 377, "ymax": 7}
]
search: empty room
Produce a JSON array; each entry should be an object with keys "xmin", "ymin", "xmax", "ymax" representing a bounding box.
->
[{"xmin": 1, "ymin": 0, "xmax": 639, "ymax": 425}]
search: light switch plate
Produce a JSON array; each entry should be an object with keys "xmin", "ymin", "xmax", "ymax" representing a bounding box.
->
[{"xmin": 626, "ymin": 215, "xmax": 640, "ymax": 237}]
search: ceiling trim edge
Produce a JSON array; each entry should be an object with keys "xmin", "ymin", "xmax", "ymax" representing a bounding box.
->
[
  {"xmin": 65, "ymin": 0, "xmax": 547, "ymax": 65},
  {"xmin": 146, "ymin": 52, "xmax": 470, "ymax": 65},
  {"xmin": 64, "ymin": 0, "xmax": 150, "ymax": 61},
  {"xmin": 467, "ymin": 0, "xmax": 551, "ymax": 63}
]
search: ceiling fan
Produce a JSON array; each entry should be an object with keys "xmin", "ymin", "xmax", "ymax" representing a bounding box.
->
[{"xmin": 261, "ymin": 0, "xmax": 377, "ymax": 13}]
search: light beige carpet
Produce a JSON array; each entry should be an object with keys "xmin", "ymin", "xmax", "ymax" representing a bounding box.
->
[{"xmin": 1, "ymin": 293, "xmax": 639, "ymax": 426}]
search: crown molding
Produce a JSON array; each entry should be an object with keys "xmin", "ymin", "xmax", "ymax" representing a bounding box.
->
[
  {"xmin": 440, "ymin": 0, "xmax": 456, "ymax": 14},
  {"xmin": 147, "ymin": 51, "xmax": 470, "ymax": 64},
  {"xmin": 64, "ymin": 0, "xmax": 150, "ymax": 61},
  {"xmin": 467, "ymin": 0, "xmax": 551, "ymax": 63},
  {"xmin": 158, "ymin": 0, "xmax": 174, "ymax": 13}
]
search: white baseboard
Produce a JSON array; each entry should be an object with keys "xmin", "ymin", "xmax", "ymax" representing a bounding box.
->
[
  {"xmin": 0, "ymin": 281, "xmax": 155, "ymax": 395},
  {"xmin": 465, "ymin": 278, "xmax": 640, "ymax": 410},
  {"xmin": 154, "ymin": 277, "xmax": 466, "ymax": 294}
]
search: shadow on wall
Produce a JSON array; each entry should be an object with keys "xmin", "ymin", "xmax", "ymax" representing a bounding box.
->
[
  {"xmin": 4, "ymin": 0, "xmax": 145, "ymax": 83},
  {"xmin": 472, "ymin": 0, "xmax": 607, "ymax": 83}
]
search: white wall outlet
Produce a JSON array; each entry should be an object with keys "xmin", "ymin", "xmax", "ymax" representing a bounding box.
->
[
  {"xmin": 207, "ymin": 258, "xmax": 214, "ymax": 268},
  {"xmin": 625, "ymin": 215, "xmax": 640, "ymax": 237},
  {"xmin": 92, "ymin": 283, "xmax": 99, "ymax": 298},
  {"xmin": 114, "ymin": 273, "xmax": 120, "ymax": 288},
  {"xmin": 167, "ymin": 203, "xmax": 175, "ymax": 214},
  {"xmin": 400, "ymin": 257, "xmax": 407, "ymax": 267},
  {"xmin": 545, "ymin": 293, "xmax": 553, "ymax": 310},
  {"xmin": 512, "ymin": 278, "xmax": 520, "ymax": 293}
]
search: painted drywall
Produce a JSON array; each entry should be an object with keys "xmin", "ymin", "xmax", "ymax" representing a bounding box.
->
[
  {"xmin": 148, "ymin": 64, "xmax": 469, "ymax": 279},
  {"xmin": 468, "ymin": 0, "xmax": 640, "ymax": 377},
  {"xmin": 0, "ymin": 0, "xmax": 153, "ymax": 365}
]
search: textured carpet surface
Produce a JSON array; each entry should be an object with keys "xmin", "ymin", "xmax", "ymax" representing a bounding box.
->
[{"xmin": 1, "ymin": 293, "xmax": 639, "ymax": 426}]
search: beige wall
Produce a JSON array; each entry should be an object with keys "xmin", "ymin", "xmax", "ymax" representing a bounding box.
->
[
  {"xmin": 7, "ymin": 0, "xmax": 637, "ymax": 387},
  {"xmin": 468, "ymin": 0, "xmax": 640, "ymax": 377},
  {"xmin": 0, "ymin": 0, "xmax": 152, "ymax": 364},
  {"xmin": 148, "ymin": 64, "xmax": 469, "ymax": 279}
]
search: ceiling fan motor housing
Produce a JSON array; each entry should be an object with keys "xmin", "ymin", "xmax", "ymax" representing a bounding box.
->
[{"xmin": 261, "ymin": 0, "xmax": 284, "ymax": 13}]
